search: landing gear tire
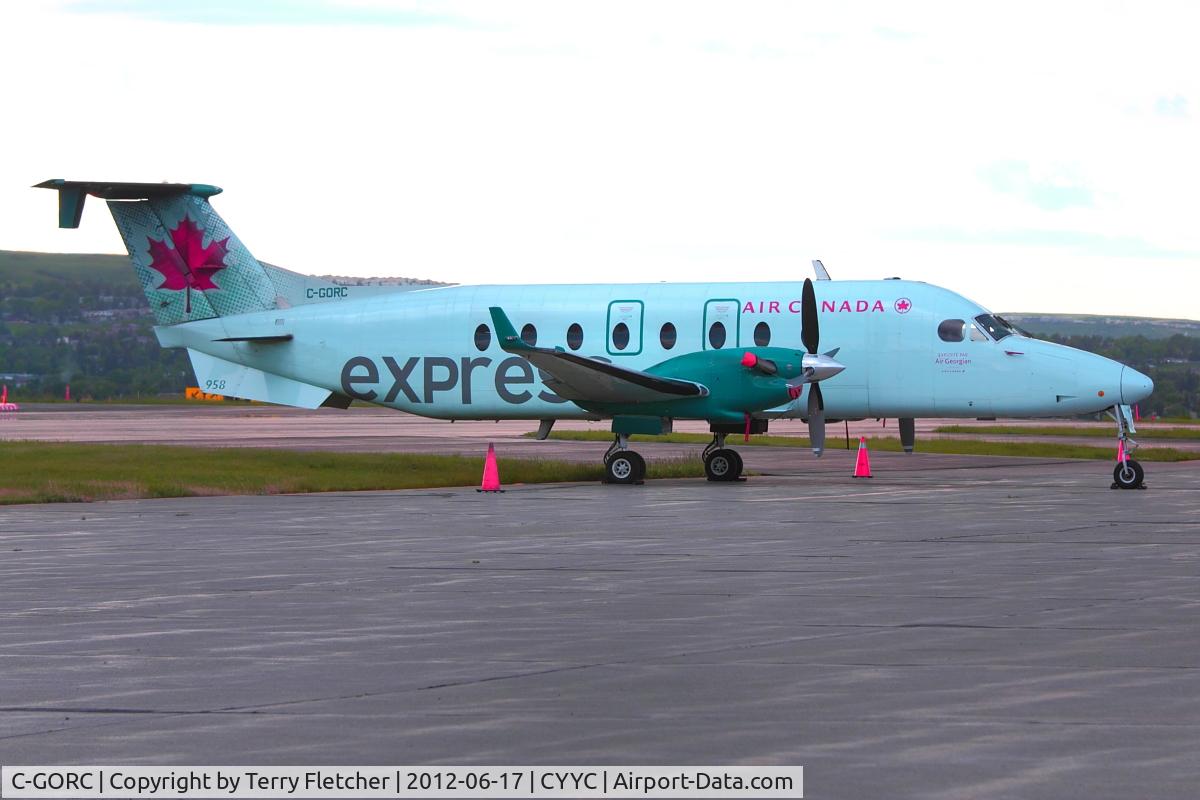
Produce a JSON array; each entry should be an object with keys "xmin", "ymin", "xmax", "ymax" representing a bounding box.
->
[
  {"xmin": 1112, "ymin": 459, "xmax": 1144, "ymax": 490},
  {"xmin": 705, "ymin": 448, "xmax": 742, "ymax": 482},
  {"xmin": 606, "ymin": 451, "xmax": 645, "ymax": 485}
]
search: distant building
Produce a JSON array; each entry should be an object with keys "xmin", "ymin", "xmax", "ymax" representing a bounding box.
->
[{"xmin": 319, "ymin": 275, "xmax": 450, "ymax": 287}]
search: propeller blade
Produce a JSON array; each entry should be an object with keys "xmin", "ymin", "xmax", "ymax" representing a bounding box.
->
[
  {"xmin": 807, "ymin": 383, "xmax": 826, "ymax": 457},
  {"xmin": 801, "ymin": 278, "xmax": 819, "ymax": 355}
]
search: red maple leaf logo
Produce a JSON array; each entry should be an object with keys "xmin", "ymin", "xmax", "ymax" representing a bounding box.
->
[{"xmin": 146, "ymin": 215, "xmax": 229, "ymax": 293}]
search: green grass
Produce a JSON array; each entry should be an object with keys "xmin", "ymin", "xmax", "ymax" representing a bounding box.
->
[
  {"xmin": 535, "ymin": 429, "xmax": 1199, "ymax": 462},
  {"xmin": 934, "ymin": 424, "xmax": 1200, "ymax": 440},
  {"xmin": 0, "ymin": 441, "xmax": 702, "ymax": 505}
]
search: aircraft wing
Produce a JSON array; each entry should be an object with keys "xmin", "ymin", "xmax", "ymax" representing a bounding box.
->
[{"xmin": 488, "ymin": 307, "xmax": 708, "ymax": 403}]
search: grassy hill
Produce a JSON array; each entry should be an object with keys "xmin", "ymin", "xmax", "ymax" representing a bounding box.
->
[
  {"xmin": 1002, "ymin": 313, "xmax": 1200, "ymax": 340},
  {"xmin": 1, "ymin": 249, "xmax": 133, "ymax": 289}
]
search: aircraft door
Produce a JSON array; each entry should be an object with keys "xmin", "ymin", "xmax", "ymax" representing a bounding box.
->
[
  {"xmin": 607, "ymin": 300, "xmax": 644, "ymax": 356},
  {"xmin": 703, "ymin": 298, "xmax": 740, "ymax": 350}
]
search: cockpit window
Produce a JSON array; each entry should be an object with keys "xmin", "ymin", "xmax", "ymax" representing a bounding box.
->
[
  {"xmin": 938, "ymin": 319, "xmax": 966, "ymax": 342},
  {"xmin": 997, "ymin": 315, "xmax": 1032, "ymax": 337},
  {"xmin": 973, "ymin": 314, "xmax": 1019, "ymax": 341}
]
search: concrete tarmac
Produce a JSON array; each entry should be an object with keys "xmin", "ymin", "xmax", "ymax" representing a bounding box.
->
[
  {"xmin": 2, "ymin": 459, "xmax": 1199, "ymax": 799},
  {"xmin": 4, "ymin": 404, "xmax": 1199, "ymax": 454}
]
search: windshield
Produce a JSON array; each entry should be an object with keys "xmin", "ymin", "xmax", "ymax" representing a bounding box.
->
[{"xmin": 973, "ymin": 314, "xmax": 1020, "ymax": 341}]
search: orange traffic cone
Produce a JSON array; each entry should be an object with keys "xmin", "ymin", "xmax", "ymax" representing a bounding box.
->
[
  {"xmin": 852, "ymin": 436, "xmax": 872, "ymax": 478},
  {"xmin": 1116, "ymin": 438, "xmax": 1128, "ymax": 463},
  {"xmin": 477, "ymin": 443, "xmax": 504, "ymax": 492}
]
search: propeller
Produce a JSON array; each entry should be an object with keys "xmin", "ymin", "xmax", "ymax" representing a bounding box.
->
[{"xmin": 800, "ymin": 278, "xmax": 827, "ymax": 457}]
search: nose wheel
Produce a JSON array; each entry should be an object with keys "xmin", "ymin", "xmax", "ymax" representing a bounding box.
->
[{"xmin": 1112, "ymin": 458, "xmax": 1145, "ymax": 490}]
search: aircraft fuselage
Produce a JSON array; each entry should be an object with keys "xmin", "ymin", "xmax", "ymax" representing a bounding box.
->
[{"xmin": 160, "ymin": 278, "xmax": 1150, "ymax": 422}]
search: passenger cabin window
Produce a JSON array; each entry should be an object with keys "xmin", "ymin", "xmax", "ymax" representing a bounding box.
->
[
  {"xmin": 974, "ymin": 314, "xmax": 1017, "ymax": 341},
  {"xmin": 938, "ymin": 319, "xmax": 966, "ymax": 342},
  {"xmin": 612, "ymin": 322, "xmax": 630, "ymax": 351},
  {"xmin": 753, "ymin": 321, "xmax": 771, "ymax": 347},
  {"xmin": 708, "ymin": 321, "xmax": 727, "ymax": 349},
  {"xmin": 520, "ymin": 323, "xmax": 537, "ymax": 346},
  {"xmin": 474, "ymin": 323, "xmax": 491, "ymax": 351},
  {"xmin": 566, "ymin": 323, "xmax": 584, "ymax": 350},
  {"xmin": 659, "ymin": 322, "xmax": 677, "ymax": 350}
]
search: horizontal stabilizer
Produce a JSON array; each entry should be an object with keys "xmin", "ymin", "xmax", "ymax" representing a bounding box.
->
[
  {"xmin": 35, "ymin": 179, "xmax": 222, "ymax": 228},
  {"xmin": 186, "ymin": 349, "xmax": 333, "ymax": 409}
]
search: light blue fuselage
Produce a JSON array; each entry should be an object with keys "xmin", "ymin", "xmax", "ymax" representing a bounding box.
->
[{"xmin": 163, "ymin": 279, "xmax": 1151, "ymax": 421}]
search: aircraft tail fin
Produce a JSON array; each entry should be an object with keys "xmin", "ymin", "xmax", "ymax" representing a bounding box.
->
[{"xmin": 35, "ymin": 179, "xmax": 281, "ymax": 325}]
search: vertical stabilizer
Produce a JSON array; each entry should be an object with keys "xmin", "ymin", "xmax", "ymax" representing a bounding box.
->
[
  {"xmin": 35, "ymin": 180, "xmax": 281, "ymax": 325},
  {"xmin": 108, "ymin": 195, "xmax": 278, "ymax": 324}
]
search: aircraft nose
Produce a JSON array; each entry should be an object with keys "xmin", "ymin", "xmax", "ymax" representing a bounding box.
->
[{"xmin": 1121, "ymin": 366, "xmax": 1154, "ymax": 404}]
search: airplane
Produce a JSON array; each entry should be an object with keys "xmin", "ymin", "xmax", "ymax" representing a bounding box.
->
[{"xmin": 35, "ymin": 179, "xmax": 1155, "ymax": 489}]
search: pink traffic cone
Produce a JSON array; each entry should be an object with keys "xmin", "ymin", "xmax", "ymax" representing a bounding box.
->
[
  {"xmin": 853, "ymin": 436, "xmax": 873, "ymax": 478},
  {"xmin": 1116, "ymin": 439, "xmax": 1127, "ymax": 463},
  {"xmin": 477, "ymin": 443, "xmax": 504, "ymax": 492}
]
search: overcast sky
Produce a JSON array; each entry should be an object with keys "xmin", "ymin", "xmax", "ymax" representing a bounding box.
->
[{"xmin": 2, "ymin": 1, "xmax": 1198, "ymax": 318}]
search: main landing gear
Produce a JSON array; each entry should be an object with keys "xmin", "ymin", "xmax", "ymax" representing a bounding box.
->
[
  {"xmin": 702, "ymin": 433, "xmax": 744, "ymax": 482},
  {"xmin": 601, "ymin": 431, "xmax": 747, "ymax": 484},
  {"xmin": 1110, "ymin": 403, "xmax": 1146, "ymax": 490},
  {"xmin": 603, "ymin": 434, "xmax": 646, "ymax": 485}
]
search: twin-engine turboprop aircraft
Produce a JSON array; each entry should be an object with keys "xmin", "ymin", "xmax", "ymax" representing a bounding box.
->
[{"xmin": 36, "ymin": 179, "xmax": 1155, "ymax": 488}]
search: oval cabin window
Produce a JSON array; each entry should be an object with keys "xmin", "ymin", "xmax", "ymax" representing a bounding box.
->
[
  {"xmin": 612, "ymin": 322, "xmax": 630, "ymax": 351},
  {"xmin": 753, "ymin": 321, "xmax": 771, "ymax": 346},
  {"xmin": 474, "ymin": 323, "xmax": 491, "ymax": 351},
  {"xmin": 566, "ymin": 323, "xmax": 584, "ymax": 350},
  {"xmin": 708, "ymin": 321, "xmax": 727, "ymax": 349},
  {"xmin": 521, "ymin": 323, "xmax": 537, "ymax": 346},
  {"xmin": 659, "ymin": 322, "xmax": 677, "ymax": 350}
]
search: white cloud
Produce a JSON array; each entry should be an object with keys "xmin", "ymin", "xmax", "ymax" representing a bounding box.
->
[{"xmin": 1, "ymin": 0, "xmax": 1198, "ymax": 318}]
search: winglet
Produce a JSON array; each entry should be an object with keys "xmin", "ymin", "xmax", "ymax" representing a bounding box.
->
[
  {"xmin": 812, "ymin": 259, "xmax": 831, "ymax": 281},
  {"xmin": 488, "ymin": 306, "xmax": 530, "ymax": 352}
]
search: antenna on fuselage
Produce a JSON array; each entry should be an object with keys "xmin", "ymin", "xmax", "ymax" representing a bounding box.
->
[{"xmin": 812, "ymin": 259, "xmax": 831, "ymax": 280}]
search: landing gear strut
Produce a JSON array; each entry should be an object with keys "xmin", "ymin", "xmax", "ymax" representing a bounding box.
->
[
  {"xmin": 603, "ymin": 434, "xmax": 645, "ymax": 485},
  {"xmin": 702, "ymin": 433, "xmax": 744, "ymax": 482},
  {"xmin": 1110, "ymin": 404, "xmax": 1145, "ymax": 490}
]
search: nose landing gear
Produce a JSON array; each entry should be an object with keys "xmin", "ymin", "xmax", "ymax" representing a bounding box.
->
[{"xmin": 1110, "ymin": 403, "xmax": 1146, "ymax": 490}]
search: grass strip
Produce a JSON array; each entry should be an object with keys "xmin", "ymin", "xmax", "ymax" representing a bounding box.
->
[
  {"xmin": 934, "ymin": 424, "xmax": 1200, "ymax": 440},
  {"xmin": 0, "ymin": 441, "xmax": 702, "ymax": 505},
  {"xmin": 535, "ymin": 430, "xmax": 1198, "ymax": 462}
]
